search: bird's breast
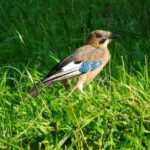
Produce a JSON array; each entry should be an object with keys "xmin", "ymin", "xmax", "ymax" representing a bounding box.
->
[{"xmin": 101, "ymin": 49, "xmax": 110, "ymax": 65}]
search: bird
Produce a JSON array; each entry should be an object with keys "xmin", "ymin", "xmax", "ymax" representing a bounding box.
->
[{"xmin": 30, "ymin": 30, "xmax": 119, "ymax": 97}]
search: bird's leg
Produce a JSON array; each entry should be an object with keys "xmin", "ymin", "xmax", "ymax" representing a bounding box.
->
[
  {"xmin": 76, "ymin": 74, "xmax": 88, "ymax": 95},
  {"xmin": 76, "ymin": 81, "xmax": 86, "ymax": 95},
  {"xmin": 61, "ymin": 80, "xmax": 69, "ymax": 89}
]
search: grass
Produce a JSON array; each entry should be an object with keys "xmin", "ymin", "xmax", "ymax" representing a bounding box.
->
[{"xmin": 0, "ymin": 0, "xmax": 150, "ymax": 149}]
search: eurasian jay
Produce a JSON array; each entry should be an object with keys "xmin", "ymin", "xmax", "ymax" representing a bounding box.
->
[{"xmin": 30, "ymin": 30, "xmax": 119, "ymax": 97}]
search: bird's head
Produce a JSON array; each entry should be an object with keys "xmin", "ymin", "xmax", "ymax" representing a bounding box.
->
[{"xmin": 86, "ymin": 30, "xmax": 119, "ymax": 48}]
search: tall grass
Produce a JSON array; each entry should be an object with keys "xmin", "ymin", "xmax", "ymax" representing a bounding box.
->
[{"xmin": 0, "ymin": 0, "xmax": 150, "ymax": 149}]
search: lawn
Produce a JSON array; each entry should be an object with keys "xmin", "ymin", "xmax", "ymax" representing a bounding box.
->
[{"xmin": 0, "ymin": 0, "xmax": 150, "ymax": 149}]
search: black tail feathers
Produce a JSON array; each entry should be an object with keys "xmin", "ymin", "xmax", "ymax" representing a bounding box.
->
[{"xmin": 29, "ymin": 80, "xmax": 54, "ymax": 97}]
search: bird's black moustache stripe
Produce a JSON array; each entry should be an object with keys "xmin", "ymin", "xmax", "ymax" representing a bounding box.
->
[{"xmin": 99, "ymin": 39, "xmax": 106, "ymax": 44}]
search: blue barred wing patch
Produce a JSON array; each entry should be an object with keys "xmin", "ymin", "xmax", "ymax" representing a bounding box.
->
[{"xmin": 79, "ymin": 61, "xmax": 102, "ymax": 73}]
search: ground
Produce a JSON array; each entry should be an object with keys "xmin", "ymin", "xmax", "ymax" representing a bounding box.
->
[{"xmin": 0, "ymin": 0, "xmax": 150, "ymax": 149}]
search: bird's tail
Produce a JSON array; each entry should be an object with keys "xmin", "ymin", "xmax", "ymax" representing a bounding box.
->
[
  {"xmin": 29, "ymin": 80, "xmax": 54, "ymax": 97},
  {"xmin": 29, "ymin": 66, "xmax": 81, "ymax": 97},
  {"xmin": 30, "ymin": 87, "xmax": 39, "ymax": 97}
]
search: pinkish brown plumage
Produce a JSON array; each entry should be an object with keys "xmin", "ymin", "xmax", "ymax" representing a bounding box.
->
[{"xmin": 30, "ymin": 30, "xmax": 119, "ymax": 96}]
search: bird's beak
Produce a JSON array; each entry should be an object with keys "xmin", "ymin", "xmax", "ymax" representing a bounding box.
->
[{"xmin": 109, "ymin": 33, "xmax": 120, "ymax": 39}]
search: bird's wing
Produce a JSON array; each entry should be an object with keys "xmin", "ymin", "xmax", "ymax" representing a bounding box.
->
[{"xmin": 42, "ymin": 47, "xmax": 103, "ymax": 85}]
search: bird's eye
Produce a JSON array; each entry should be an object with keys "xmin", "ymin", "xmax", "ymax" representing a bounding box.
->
[
  {"xmin": 95, "ymin": 33, "xmax": 102, "ymax": 38},
  {"xmin": 99, "ymin": 39, "xmax": 106, "ymax": 44}
]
